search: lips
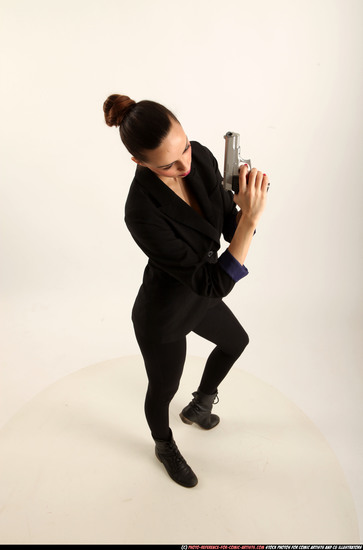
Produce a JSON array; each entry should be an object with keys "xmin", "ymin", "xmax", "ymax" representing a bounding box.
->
[{"xmin": 181, "ymin": 168, "xmax": 191, "ymax": 178}]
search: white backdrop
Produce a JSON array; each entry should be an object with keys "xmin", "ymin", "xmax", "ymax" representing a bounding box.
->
[{"xmin": 1, "ymin": 0, "xmax": 362, "ymax": 539}]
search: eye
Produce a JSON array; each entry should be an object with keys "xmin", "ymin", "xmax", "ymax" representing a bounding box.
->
[{"xmin": 162, "ymin": 143, "xmax": 190, "ymax": 171}]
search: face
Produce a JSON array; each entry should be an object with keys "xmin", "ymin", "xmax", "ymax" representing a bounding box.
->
[{"xmin": 132, "ymin": 119, "xmax": 192, "ymax": 180}]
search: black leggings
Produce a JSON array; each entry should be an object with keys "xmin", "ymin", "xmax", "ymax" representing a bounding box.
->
[{"xmin": 135, "ymin": 301, "xmax": 249, "ymax": 440}]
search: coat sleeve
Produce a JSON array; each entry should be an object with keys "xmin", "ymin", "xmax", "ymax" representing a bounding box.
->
[{"xmin": 125, "ymin": 207, "xmax": 248, "ymax": 300}]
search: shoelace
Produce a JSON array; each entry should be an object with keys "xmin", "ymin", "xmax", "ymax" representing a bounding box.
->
[
  {"xmin": 168, "ymin": 442, "xmax": 187, "ymax": 469},
  {"xmin": 192, "ymin": 393, "xmax": 219, "ymax": 410}
]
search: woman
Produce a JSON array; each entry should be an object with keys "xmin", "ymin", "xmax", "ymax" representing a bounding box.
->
[{"xmin": 103, "ymin": 94, "xmax": 269, "ymax": 488}]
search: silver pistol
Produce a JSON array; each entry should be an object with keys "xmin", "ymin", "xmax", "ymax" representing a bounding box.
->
[{"xmin": 222, "ymin": 131, "xmax": 251, "ymax": 193}]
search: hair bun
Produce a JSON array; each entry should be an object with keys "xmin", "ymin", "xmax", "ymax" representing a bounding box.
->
[{"xmin": 103, "ymin": 94, "xmax": 136, "ymax": 128}]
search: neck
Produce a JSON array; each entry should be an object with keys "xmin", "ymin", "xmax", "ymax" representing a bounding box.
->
[{"xmin": 159, "ymin": 175, "xmax": 183, "ymax": 188}]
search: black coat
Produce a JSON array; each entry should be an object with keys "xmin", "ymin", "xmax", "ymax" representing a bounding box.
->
[{"xmin": 125, "ymin": 140, "xmax": 244, "ymax": 343}]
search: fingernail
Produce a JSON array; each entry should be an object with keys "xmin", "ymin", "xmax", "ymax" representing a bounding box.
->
[
  {"xmin": 263, "ymin": 173, "xmax": 267, "ymax": 176},
  {"xmin": 244, "ymin": 164, "xmax": 249, "ymax": 167}
]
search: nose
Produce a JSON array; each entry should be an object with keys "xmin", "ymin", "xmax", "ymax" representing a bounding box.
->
[{"xmin": 176, "ymin": 160, "xmax": 189, "ymax": 173}]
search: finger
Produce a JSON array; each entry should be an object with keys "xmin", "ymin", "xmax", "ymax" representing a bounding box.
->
[
  {"xmin": 238, "ymin": 163, "xmax": 250, "ymax": 192},
  {"xmin": 247, "ymin": 167, "xmax": 257, "ymax": 189},
  {"xmin": 255, "ymin": 170, "xmax": 264, "ymax": 190},
  {"xmin": 261, "ymin": 173, "xmax": 270, "ymax": 193}
]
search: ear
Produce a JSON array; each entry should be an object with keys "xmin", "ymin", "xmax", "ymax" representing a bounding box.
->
[{"xmin": 131, "ymin": 157, "xmax": 145, "ymax": 166}]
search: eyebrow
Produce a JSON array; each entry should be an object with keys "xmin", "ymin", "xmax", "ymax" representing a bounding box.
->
[{"xmin": 157, "ymin": 136, "xmax": 189, "ymax": 168}]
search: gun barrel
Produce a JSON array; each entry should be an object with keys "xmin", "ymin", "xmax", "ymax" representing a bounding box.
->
[{"xmin": 223, "ymin": 131, "xmax": 241, "ymax": 191}]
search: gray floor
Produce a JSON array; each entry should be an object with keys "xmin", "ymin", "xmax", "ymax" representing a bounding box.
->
[{"xmin": 0, "ymin": 356, "xmax": 359, "ymax": 544}]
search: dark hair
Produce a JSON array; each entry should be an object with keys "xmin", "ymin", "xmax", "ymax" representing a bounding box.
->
[{"xmin": 103, "ymin": 94, "xmax": 179, "ymax": 161}]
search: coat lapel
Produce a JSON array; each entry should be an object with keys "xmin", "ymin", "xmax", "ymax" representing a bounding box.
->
[{"xmin": 135, "ymin": 165, "xmax": 220, "ymax": 244}]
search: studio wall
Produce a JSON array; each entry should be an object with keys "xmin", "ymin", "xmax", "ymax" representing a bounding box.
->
[{"xmin": 1, "ymin": 0, "xmax": 362, "ymax": 537}]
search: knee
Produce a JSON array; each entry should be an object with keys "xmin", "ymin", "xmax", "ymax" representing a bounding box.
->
[
  {"xmin": 231, "ymin": 327, "xmax": 249, "ymax": 359},
  {"xmin": 147, "ymin": 381, "xmax": 180, "ymax": 405},
  {"xmin": 240, "ymin": 329, "xmax": 250, "ymax": 355},
  {"xmin": 243, "ymin": 328, "xmax": 249, "ymax": 349}
]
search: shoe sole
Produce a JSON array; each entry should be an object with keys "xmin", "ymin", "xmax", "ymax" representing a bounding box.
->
[
  {"xmin": 179, "ymin": 413, "xmax": 193, "ymax": 425},
  {"xmin": 179, "ymin": 412, "xmax": 220, "ymax": 430}
]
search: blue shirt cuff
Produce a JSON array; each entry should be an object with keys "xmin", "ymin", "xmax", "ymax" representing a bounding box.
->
[{"xmin": 219, "ymin": 249, "xmax": 249, "ymax": 282}]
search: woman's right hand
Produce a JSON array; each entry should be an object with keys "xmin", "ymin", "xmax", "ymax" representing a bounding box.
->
[{"xmin": 233, "ymin": 164, "xmax": 269, "ymax": 226}]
